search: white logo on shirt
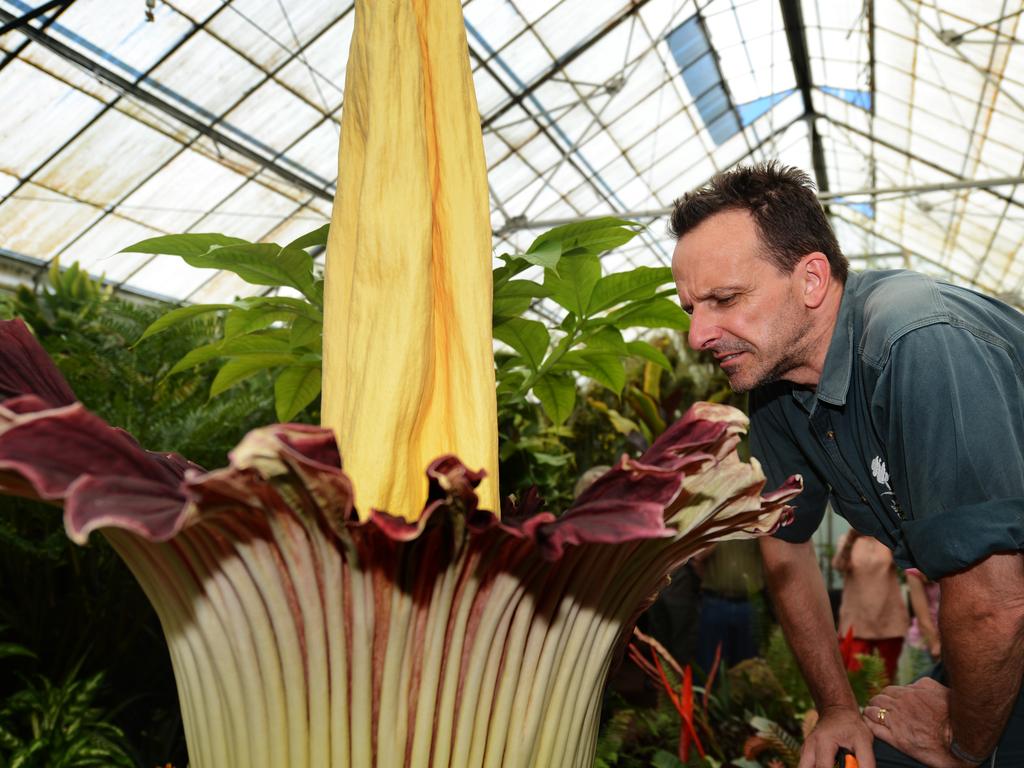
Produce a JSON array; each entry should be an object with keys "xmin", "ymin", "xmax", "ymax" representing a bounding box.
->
[{"xmin": 871, "ymin": 455, "xmax": 903, "ymax": 518}]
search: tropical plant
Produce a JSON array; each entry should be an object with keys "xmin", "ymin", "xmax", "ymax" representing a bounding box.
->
[
  {"xmin": 0, "ymin": 2, "xmax": 801, "ymax": 767},
  {"xmin": 126, "ymin": 216, "xmax": 687, "ymax": 428},
  {"xmin": 0, "ymin": 632, "xmax": 134, "ymax": 768}
]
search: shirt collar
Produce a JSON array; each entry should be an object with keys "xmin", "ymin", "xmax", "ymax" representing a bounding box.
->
[{"xmin": 793, "ymin": 272, "xmax": 859, "ymax": 409}]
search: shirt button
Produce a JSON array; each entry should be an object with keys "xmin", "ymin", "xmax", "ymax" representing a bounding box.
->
[
  {"xmin": 825, "ymin": 430, "xmax": 836, "ymax": 439},
  {"xmin": 858, "ymin": 494, "xmax": 867, "ymax": 503}
]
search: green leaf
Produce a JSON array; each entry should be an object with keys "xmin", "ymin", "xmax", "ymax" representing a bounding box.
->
[
  {"xmin": 285, "ymin": 224, "xmax": 329, "ymax": 251},
  {"xmin": 608, "ymin": 297, "xmax": 690, "ymax": 330},
  {"xmin": 289, "ymin": 315, "xmax": 322, "ymax": 350},
  {"xmin": 595, "ymin": 403, "xmax": 644, "ymax": 437},
  {"xmin": 626, "ymin": 339, "xmax": 672, "ymax": 370},
  {"xmin": 224, "ymin": 308, "xmax": 295, "ymax": 339},
  {"xmin": 167, "ymin": 333, "xmax": 291, "ymax": 375},
  {"xmin": 136, "ymin": 303, "xmax": 234, "ymax": 343},
  {"xmin": 492, "ymin": 279, "xmax": 553, "ymax": 318},
  {"xmin": 126, "ymin": 235, "xmax": 318, "ymax": 301},
  {"xmin": 184, "ymin": 243, "xmax": 317, "ymax": 298},
  {"xmin": 122, "ymin": 233, "xmax": 250, "ymax": 258},
  {"xmin": 581, "ymin": 326, "xmax": 627, "ymax": 355},
  {"xmin": 544, "ymin": 252, "xmax": 601, "ymax": 318},
  {"xmin": 520, "ymin": 238, "xmax": 562, "ymax": 271},
  {"xmin": 533, "ymin": 372, "xmax": 576, "ymax": 425},
  {"xmin": 548, "ymin": 350, "xmax": 590, "ymax": 372},
  {"xmin": 167, "ymin": 341, "xmax": 228, "ymax": 375},
  {"xmin": 234, "ymin": 296, "xmax": 323, "ymax": 322},
  {"xmin": 493, "ymin": 318, "xmax": 550, "ymax": 371},
  {"xmin": 651, "ymin": 751, "xmax": 686, "ymax": 768},
  {"xmin": 579, "ymin": 352, "xmax": 626, "ymax": 393},
  {"xmin": 528, "ymin": 217, "xmax": 639, "ymax": 259},
  {"xmin": 275, "ymin": 365, "xmax": 322, "ymax": 421},
  {"xmin": 587, "ymin": 266, "xmax": 674, "ymax": 315},
  {"xmin": 209, "ymin": 354, "xmax": 298, "ymax": 397}
]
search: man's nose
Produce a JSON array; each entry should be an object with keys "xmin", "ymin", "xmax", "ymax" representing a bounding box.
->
[{"xmin": 687, "ymin": 307, "xmax": 719, "ymax": 350}]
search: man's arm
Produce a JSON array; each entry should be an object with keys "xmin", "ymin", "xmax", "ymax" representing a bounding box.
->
[
  {"xmin": 863, "ymin": 552, "xmax": 1024, "ymax": 765},
  {"xmin": 761, "ymin": 535, "xmax": 874, "ymax": 768}
]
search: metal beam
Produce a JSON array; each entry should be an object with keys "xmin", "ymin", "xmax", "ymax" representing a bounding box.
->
[
  {"xmin": 824, "ymin": 115, "xmax": 1024, "ymax": 213},
  {"xmin": 480, "ymin": 0, "xmax": 651, "ymax": 131},
  {"xmin": 0, "ymin": 8, "xmax": 334, "ymax": 202},
  {"xmin": 0, "ymin": 0, "xmax": 73, "ymax": 35},
  {"xmin": 497, "ymin": 174, "xmax": 1024, "ymax": 233},
  {"xmin": 779, "ymin": 0, "xmax": 830, "ymax": 196}
]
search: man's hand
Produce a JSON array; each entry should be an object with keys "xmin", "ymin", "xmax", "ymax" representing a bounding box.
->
[
  {"xmin": 862, "ymin": 678, "xmax": 969, "ymax": 767},
  {"xmin": 800, "ymin": 705, "xmax": 875, "ymax": 768}
]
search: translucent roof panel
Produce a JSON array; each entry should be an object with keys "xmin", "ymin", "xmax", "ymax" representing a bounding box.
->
[{"xmin": 0, "ymin": 0, "xmax": 1020, "ymax": 309}]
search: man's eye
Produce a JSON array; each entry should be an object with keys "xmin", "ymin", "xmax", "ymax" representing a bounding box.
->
[{"xmin": 715, "ymin": 295, "xmax": 736, "ymax": 306}]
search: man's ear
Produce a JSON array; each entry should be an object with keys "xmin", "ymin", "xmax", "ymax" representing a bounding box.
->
[{"xmin": 799, "ymin": 252, "xmax": 831, "ymax": 309}]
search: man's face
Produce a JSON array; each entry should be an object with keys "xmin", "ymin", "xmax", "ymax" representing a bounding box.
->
[{"xmin": 671, "ymin": 208, "xmax": 813, "ymax": 392}]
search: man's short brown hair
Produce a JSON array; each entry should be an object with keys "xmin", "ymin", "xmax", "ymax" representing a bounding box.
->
[{"xmin": 669, "ymin": 161, "xmax": 849, "ymax": 285}]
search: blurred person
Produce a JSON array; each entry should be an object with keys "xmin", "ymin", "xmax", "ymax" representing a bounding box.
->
[
  {"xmin": 832, "ymin": 529, "xmax": 909, "ymax": 683},
  {"xmin": 694, "ymin": 538, "xmax": 765, "ymax": 676},
  {"xmin": 898, "ymin": 569, "xmax": 941, "ymax": 684}
]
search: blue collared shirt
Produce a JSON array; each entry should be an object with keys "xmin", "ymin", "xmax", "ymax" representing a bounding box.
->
[{"xmin": 749, "ymin": 269, "xmax": 1024, "ymax": 579}]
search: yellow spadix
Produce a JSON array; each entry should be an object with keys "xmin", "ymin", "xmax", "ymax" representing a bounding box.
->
[{"xmin": 322, "ymin": 0, "xmax": 499, "ymax": 520}]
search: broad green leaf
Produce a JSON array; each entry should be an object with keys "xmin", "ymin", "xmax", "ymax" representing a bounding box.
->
[
  {"xmin": 608, "ymin": 297, "xmax": 690, "ymax": 330},
  {"xmin": 548, "ymin": 350, "xmax": 592, "ymax": 374},
  {"xmin": 180, "ymin": 243, "xmax": 317, "ymax": 300},
  {"xmin": 521, "ymin": 238, "xmax": 562, "ymax": 270},
  {"xmin": 167, "ymin": 333, "xmax": 291, "ymax": 375},
  {"xmin": 533, "ymin": 372, "xmax": 576, "ymax": 425},
  {"xmin": 137, "ymin": 303, "xmax": 234, "ymax": 343},
  {"xmin": 544, "ymin": 252, "xmax": 601, "ymax": 318},
  {"xmin": 122, "ymin": 233, "xmax": 250, "ymax": 258},
  {"xmin": 210, "ymin": 354, "xmax": 298, "ymax": 397},
  {"xmin": 286, "ymin": 224, "xmax": 329, "ymax": 251},
  {"xmin": 218, "ymin": 332, "xmax": 291, "ymax": 355},
  {"xmin": 587, "ymin": 266, "xmax": 674, "ymax": 315},
  {"xmin": 275, "ymin": 365, "xmax": 322, "ymax": 421},
  {"xmin": 528, "ymin": 217, "xmax": 639, "ymax": 259},
  {"xmin": 626, "ymin": 339, "xmax": 672, "ymax": 371},
  {"xmin": 234, "ymin": 296, "xmax": 323, "ymax": 322},
  {"xmin": 290, "ymin": 315, "xmax": 322, "ymax": 350},
  {"xmin": 167, "ymin": 341, "xmax": 228, "ymax": 375},
  {"xmin": 493, "ymin": 318, "xmax": 550, "ymax": 371},
  {"xmin": 581, "ymin": 326, "xmax": 627, "ymax": 355},
  {"xmin": 224, "ymin": 308, "xmax": 295, "ymax": 339},
  {"xmin": 492, "ymin": 279, "xmax": 553, "ymax": 318},
  {"xmin": 579, "ymin": 351, "xmax": 626, "ymax": 393}
]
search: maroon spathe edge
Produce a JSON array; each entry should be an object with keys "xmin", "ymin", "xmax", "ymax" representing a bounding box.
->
[{"xmin": 0, "ymin": 316, "xmax": 799, "ymax": 554}]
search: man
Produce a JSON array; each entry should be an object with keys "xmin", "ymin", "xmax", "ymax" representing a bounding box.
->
[{"xmin": 669, "ymin": 162, "xmax": 1024, "ymax": 768}]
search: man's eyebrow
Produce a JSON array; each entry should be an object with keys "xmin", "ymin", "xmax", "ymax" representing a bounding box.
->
[{"xmin": 691, "ymin": 285, "xmax": 747, "ymax": 301}]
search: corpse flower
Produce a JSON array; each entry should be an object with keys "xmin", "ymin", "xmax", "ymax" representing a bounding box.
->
[{"xmin": 0, "ymin": 1, "xmax": 801, "ymax": 766}]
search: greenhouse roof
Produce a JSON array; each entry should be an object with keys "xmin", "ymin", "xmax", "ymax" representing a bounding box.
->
[{"xmin": 1, "ymin": 0, "xmax": 1023, "ymax": 308}]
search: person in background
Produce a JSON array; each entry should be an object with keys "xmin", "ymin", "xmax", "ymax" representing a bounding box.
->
[
  {"xmin": 693, "ymin": 538, "xmax": 764, "ymax": 676},
  {"xmin": 831, "ymin": 528, "xmax": 909, "ymax": 683},
  {"xmin": 898, "ymin": 569, "xmax": 941, "ymax": 684}
]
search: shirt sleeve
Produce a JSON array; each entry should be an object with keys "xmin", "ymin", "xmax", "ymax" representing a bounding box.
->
[
  {"xmin": 875, "ymin": 323, "xmax": 1024, "ymax": 579},
  {"xmin": 749, "ymin": 383, "xmax": 830, "ymax": 542}
]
